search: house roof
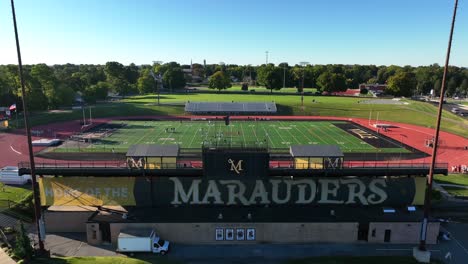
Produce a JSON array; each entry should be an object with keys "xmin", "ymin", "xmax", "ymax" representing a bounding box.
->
[
  {"xmin": 126, "ymin": 144, "xmax": 179, "ymax": 157},
  {"xmin": 290, "ymin": 145, "xmax": 343, "ymax": 157}
]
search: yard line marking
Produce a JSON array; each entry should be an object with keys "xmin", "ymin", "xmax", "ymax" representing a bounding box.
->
[
  {"xmin": 322, "ymin": 122, "xmax": 358, "ymax": 150},
  {"xmin": 440, "ymin": 226, "xmax": 468, "ymax": 256},
  {"xmin": 260, "ymin": 124, "xmax": 274, "ymax": 146},
  {"xmin": 10, "ymin": 145, "xmax": 22, "ymax": 155},
  {"xmin": 269, "ymin": 121, "xmax": 289, "ymax": 146},
  {"xmin": 187, "ymin": 122, "xmax": 200, "ymax": 148},
  {"xmin": 279, "ymin": 121, "xmax": 301, "ymax": 145}
]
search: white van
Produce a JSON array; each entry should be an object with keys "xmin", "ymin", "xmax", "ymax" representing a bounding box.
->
[
  {"xmin": 117, "ymin": 229, "xmax": 170, "ymax": 255},
  {"xmin": 0, "ymin": 166, "xmax": 32, "ymax": 185}
]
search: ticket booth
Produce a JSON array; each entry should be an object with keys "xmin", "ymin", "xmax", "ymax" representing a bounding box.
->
[
  {"xmin": 126, "ymin": 144, "xmax": 179, "ymax": 169},
  {"xmin": 290, "ymin": 145, "xmax": 344, "ymax": 169}
]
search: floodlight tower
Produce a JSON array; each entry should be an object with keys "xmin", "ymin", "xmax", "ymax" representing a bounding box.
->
[
  {"xmin": 151, "ymin": 61, "xmax": 163, "ymax": 105},
  {"xmin": 299, "ymin": 61, "xmax": 310, "ymax": 108}
]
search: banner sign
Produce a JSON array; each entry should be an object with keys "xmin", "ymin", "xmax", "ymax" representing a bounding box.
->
[
  {"xmin": 39, "ymin": 176, "xmax": 425, "ymax": 207},
  {"xmin": 38, "ymin": 177, "xmax": 140, "ymax": 206}
]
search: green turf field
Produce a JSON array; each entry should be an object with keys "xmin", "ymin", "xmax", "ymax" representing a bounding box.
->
[{"xmin": 54, "ymin": 120, "xmax": 409, "ymax": 154}]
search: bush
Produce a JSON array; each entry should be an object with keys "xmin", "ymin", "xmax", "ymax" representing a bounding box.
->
[
  {"xmin": 13, "ymin": 222, "xmax": 33, "ymax": 261},
  {"xmin": 432, "ymin": 189, "xmax": 442, "ymax": 201},
  {"xmin": 360, "ymin": 88, "xmax": 369, "ymax": 94},
  {"xmin": 241, "ymin": 83, "xmax": 249, "ymax": 91}
]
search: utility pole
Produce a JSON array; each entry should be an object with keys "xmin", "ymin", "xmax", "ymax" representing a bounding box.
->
[
  {"xmin": 10, "ymin": 0, "xmax": 46, "ymax": 253},
  {"xmin": 418, "ymin": 0, "xmax": 458, "ymax": 253},
  {"xmin": 89, "ymin": 106, "xmax": 92, "ymax": 125},
  {"xmin": 152, "ymin": 61, "xmax": 163, "ymax": 105},
  {"xmin": 283, "ymin": 64, "xmax": 286, "ymax": 89},
  {"xmin": 299, "ymin": 62, "xmax": 309, "ymax": 108},
  {"xmin": 82, "ymin": 106, "xmax": 86, "ymax": 126}
]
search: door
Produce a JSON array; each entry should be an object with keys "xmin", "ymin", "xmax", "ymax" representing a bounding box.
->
[
  {"xmin": 384, "ymin": 229, "xmax": 391, "ymax": 243},
  {"xmin": 358, "ymin": 222, "xmax": 369, "ymax": 241},
  {"xmin": 99, "ymin": 222, "xmax": 111, "ymax": 243}
]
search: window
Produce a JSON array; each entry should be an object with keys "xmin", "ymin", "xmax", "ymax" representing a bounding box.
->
[
  {"xmin": 92, "ymin": 230, "xmax": 97, "ymax": 240},
  {"xmin": 371, "ymin": 229, "xmax": 376, "ymax": 237}
]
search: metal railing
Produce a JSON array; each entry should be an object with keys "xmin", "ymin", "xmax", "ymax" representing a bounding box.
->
[
  {"xmin": 18, "ymin": 161, "xmax": 202, "ymax": 170},
  {"xmin": 269, "ymin": 161, "xmax": 448, "ymax": 170},
  {"xmin": 19, "ymin": 160, "xmax": 448, "ymax": 171}
]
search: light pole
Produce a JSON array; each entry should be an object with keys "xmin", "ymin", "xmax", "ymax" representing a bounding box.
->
[
  {"xmin": 10, "ymin": 0, "xmax": 46, "ymax": 253},
  {"xmin": 265, "ymin": 51, "xmax": 269, "ymax": 65},
  {"xmin": 283, "ymin": 64, "xmax": 286, "ymax": 89},
  {"xmin": 418, "ymin": 0, "xmax": 458, "ymax": 253},
  {"xmin": 299, "ymin": 62, "xmax": 309, "ymax": 109},
  {"xmin": 151, "ymin": 61, "xmax": 163, "ymax": 105}
]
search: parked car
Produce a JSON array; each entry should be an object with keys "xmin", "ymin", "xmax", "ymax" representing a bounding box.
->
[
  {"xmin": 0, "ymin": 166, "xmax": 32, "ymax": 185},
  {"xmin": 117, "ymin": 228, "xmax": 169, "ymax": 255}
]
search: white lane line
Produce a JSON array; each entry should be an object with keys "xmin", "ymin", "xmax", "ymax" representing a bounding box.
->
[
  {"xmin": 10, "ymin": 145, "xmax": 22, "ymax": 155},
  {"xmin": 376, "ymin": 249, "xmax": 441, "ymax": 252},
  {"xmin": 440, "ymin": 226, "xmax": 468, "ymax": 256}
]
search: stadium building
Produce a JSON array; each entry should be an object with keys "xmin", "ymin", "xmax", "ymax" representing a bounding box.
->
[
  {"xmin": 18, "ymin": 104, "xmax": 448, "ymax": 247},
  {"xmin": 22, "ymin": 141, "xmax": 446, "ymax": 246}
]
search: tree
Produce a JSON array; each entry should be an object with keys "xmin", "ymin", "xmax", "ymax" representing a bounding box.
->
[
  {"xmin": 208, "ymin": 71, "xmax": 231, "ymax": 91},
  {"xmin": 13, "ymin": 222, "xmax": 33, "ymax": 261},
  {"xmin": 446, "ymin": 76, "xmax": 458, "ymax": 96},
  {"xmin": 125, "ymin": 63, "xmax": 140, "ymax": 84},
  {"xmin": 30, "ymin": 64, "xmax": 58, "ymax": 107},
  {"xmin": 433, "ymin": 79, "xmax": 441, "ymax": 96},
  {"xmin": 257, "ymin": 64, "xmax": 282, "ymax": 93},
  {"xmin": 162, "ymin": 67, "xmax": 186, "ymax": 90},
  {"xmin": 386, "ymin": 71, "xmax": 417, "ymax": 97},
  {"xmin": 137, "ymin": 68, "xmax": 155, "ymax": 94},
  {"xmin": 460, "ymin": 79, "xmax": 468, "ymax": 96},
  {"xmin": 105, "ymin": 61, "xmax": 131, "ymax": 95},
  {"xmin": 83, "ymin": 81, "xmax": 109, "ymax": 104},
  {"xmin": 316, "ymin": 72, "xmax": 347, "ymax": 93}
]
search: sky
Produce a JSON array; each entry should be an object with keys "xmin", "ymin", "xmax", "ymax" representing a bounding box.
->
[{"xmin": 0, "ymin": 0, "xmax": 467, "ymax": 67}]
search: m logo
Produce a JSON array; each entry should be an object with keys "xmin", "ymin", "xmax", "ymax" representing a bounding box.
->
[
  {"xmin": 127, "ymin": 157, "xmax": 145, "ymax": 169},
  {"xmin": 228, "ymin": 159, "xmax": 244, "ymax": 174},
  {"xmin": 325, "ymin": 157, "xmax": 341, "ymax": 169}
]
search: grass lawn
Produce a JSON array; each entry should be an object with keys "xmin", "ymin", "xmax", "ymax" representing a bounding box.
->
[
  {"xmin": 196, "ymin": 85, "xmax": 319, "ymax": 94},
  {"xmin": 32, "ymin": 256, "xmax": 180, "ymax": 264},
  {"xmin": 434, "ymin": 174, "xmax": 468, "ymax": 186},
  {"xmin": 0, "ymin": 184, "xmax": 31, "ymax": 209},
  {"xmin": 10, "ymin": 93, "xmax": 468, "ymax": 138},
  {"xmin": 286, "ymin": 256, "xmax": 440, "ymax": 264},
  {"xmin": 443, "ymin": 186, "xmax": 468, "ymax": 197},
  {"xmin": 54, "ymin": 120, "xmax": 408, "ymax": 154}
]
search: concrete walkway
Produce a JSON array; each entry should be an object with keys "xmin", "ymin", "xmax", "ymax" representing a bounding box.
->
[{"xmin": 0, "ymin": 248, "xmax": 16, "ymax": 264}]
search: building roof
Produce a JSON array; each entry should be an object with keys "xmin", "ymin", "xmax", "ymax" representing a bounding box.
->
[
  {"xmin": 126, "ymin": 144, "xmax": 179, "ymax": 157},
  {"xmin": 118, "ymin": 228, "xmax": 154, "ymax": 238},
  {"xmin": 290, "ymin": 145, "xmax": 343, "ymax": 157}
]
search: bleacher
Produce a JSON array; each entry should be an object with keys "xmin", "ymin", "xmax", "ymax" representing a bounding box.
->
[{"xmin": 185, "ymin": 102, "xmax": 277, "ymax": 114}]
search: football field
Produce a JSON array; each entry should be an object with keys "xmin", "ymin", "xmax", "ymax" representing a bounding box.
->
[{"xmin": 54, "ymin": 120, "xmax": 409, "ymax": 154}]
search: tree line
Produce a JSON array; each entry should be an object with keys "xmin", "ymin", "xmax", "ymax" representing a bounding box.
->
[{"xmin": 1, "ymin": 62, "xmax": 467, "ymax": 110}]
